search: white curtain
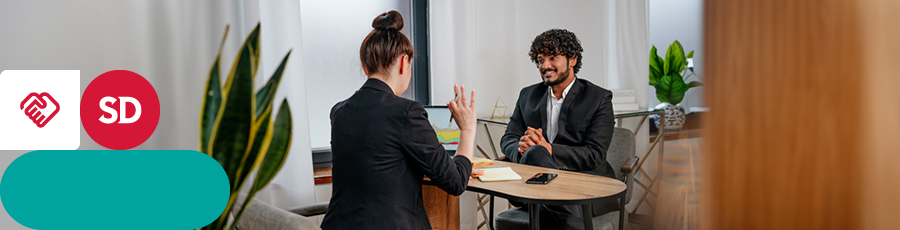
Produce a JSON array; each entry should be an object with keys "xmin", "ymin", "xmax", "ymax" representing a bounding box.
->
[{"xmin": 255, "ymin": 0, "xmax": 316, "ymax": 209}]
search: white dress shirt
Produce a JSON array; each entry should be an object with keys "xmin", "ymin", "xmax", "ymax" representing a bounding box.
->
[{"xmin": 547, "ymin": 78, "xmax": 575, "ymax": 143}]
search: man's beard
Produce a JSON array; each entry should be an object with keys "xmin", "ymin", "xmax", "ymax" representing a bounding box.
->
[{"xmin": 542, "ymin": 65, "xmax": 571, "ymax": 87}]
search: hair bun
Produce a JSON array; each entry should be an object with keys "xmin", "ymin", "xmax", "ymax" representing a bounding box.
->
[{"xmin": 372, "ymin": 10, "xmax": 404, "ymax": 31}]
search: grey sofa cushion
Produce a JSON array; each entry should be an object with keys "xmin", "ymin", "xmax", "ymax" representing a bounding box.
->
[
  {"xmin": 287, "ymin": 202, "xmax": 329, "ymax": 217},
  {"xmin": 231, "ymin": 195, "xmax": 321, "ymax": 230}
]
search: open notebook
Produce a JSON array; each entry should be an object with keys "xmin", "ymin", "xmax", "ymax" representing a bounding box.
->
[{"xmin": 475, "ymin": 167, "xmax": 522, "ymax": 182}]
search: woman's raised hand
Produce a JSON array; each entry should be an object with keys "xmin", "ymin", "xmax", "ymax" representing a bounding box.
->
[{"xmin": 447, "ymin": 83, "xmax": 476, "ymax": 132}]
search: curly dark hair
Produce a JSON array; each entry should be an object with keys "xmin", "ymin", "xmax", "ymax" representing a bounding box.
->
[{"xmin": 529, "ymin": 29, "xmax": 583, "ymax": 74}]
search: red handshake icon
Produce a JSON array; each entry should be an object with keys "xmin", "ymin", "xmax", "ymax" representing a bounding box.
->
[{"xmin": 20, "ymin": 92, "xmax": 60, "ymax": 128}]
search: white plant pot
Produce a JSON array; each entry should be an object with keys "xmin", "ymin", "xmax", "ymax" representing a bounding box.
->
[{"xmin": 654, "ymin": 103, "xmax": 686, "ymax": 134}]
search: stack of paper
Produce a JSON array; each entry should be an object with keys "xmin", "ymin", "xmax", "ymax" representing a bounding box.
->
[
  {"xmin": 611, "ymin": 89, "xmax": 639, "ymax": 111},
  {"xmin": 472, "ymin": 158, "xmax": 493, "ymax": 166},
  {"xmin": 475, "ymin": 167, "xmax": 522, "ymax": 182}
]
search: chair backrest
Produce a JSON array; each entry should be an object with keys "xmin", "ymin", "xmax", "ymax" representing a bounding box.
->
[{"xmin": 607, "ymin": 127, "xmax": 636, "ymax": 203}]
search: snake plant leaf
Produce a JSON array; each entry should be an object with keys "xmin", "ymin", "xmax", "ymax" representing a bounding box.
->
[
  {"xmin": 649, "ymin": 46, "xmax": 663, "ymax": 86},
  {"xmin": 248, "ymin": 23, "xmax": 261, "ymax": 80},
  {"xmin": 255, "ymin": 50, "xmax": 292, "ymax": 117},
  {"xmin": 235, "ymin": 103, "xmax": 272, "ymax": 190},
  {"xmin": 227, "ymin": 105, "xmax": 272, "ymax": 228},
  {"xmin": 228, "ymin": 102, "xmax": 280, "ymax": 230},
  {"xmin": 255, "ymin": 85, "xmax": 272, "ymax": 117},
  {"xmin": 199, "ymin": 24, "xmax": 233, "ymax": 230},
  {"xmin": 209, "ymin": 24, "xmax": 259, "ymax": 193},
  {"xmin": 253, "ymin": 100, "xmax": 292, "ymax": 192},
  {"xmin": 200, "ymin": 59, "xmax": 221, "ymax": 154},
  {"xmin": 200, "ymin": 25, "xmax": 229, "ymax": 154},
  {"xmin": 686, "ymin": 81, "xmax": 704, "ymax": 90}
]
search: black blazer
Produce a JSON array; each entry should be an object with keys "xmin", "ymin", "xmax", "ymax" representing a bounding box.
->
[
  {"xmin": 321, "ymin": 79, "xmax": 472, "ymax": 230},
  {"xmin": 500, "ymin": 78, "xmax": 616, "ymax": 179}
]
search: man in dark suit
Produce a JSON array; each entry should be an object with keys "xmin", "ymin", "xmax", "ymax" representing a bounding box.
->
[{"xmin": 500, "ymin": 29, "xmax": 616, "ymax": 229}]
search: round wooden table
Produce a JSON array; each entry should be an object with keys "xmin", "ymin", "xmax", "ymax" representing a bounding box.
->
[{"xmin": 426, "ymin": 160, "xmax": 627, "ymax": 230}]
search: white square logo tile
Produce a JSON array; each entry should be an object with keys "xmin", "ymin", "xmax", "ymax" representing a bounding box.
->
[{"xmin": 0, "ymin": 70, "xmax": 80, "ymax": 150}]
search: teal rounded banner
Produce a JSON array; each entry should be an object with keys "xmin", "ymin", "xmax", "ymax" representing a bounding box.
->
[{"xmin": 0, "ymin": 150, "xmax": 229, "ymax": 229}]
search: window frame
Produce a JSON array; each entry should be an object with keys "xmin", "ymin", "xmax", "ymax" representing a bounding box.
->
[{"xmin": 409, "ymin": 0, "xmax": 430, "ymax": 104}]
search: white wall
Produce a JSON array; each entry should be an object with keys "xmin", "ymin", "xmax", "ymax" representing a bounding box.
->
[{"xmin": 649, "ymin": 0, "xmax": 704, "ymax": 111}]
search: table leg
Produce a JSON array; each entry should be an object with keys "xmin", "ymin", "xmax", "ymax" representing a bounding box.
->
[
  {"xmin": 489, "ymin": 195, "xmax": 495, "ymax": 230},
  {"xmin": 582, "ymin": 204, "xmax": 594, "ymax": 230},
  {"xmin": 528, "ymin": 203, "xmax": 540, "ymax": 230},
  {"xmin": 619, "ymin": 193, "xmax": 627, "ymax": 230}
]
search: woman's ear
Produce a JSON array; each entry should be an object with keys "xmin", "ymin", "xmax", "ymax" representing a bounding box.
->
[{"xmin": 398, "ymin": 55, "xmax": 409, "ymax": 75}]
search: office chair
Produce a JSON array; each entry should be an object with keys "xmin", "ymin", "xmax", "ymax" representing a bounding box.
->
[{"xmin": 494, "ymin": 127, "xmax": 638, "ymax": 230}]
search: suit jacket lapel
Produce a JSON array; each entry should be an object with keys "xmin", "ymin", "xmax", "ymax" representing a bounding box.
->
[
  {"xmin": 556, "ymin": 79, "xmax": 582, "ymax": 143},
  {"xmin": 538, "ymin": 89, "xmax": 548, "ymax": 140}
]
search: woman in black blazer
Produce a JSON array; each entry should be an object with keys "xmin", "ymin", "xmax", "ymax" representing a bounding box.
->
[{"xmin": 321, "ymin": 11, "xmax": 476, "ymax": 230}]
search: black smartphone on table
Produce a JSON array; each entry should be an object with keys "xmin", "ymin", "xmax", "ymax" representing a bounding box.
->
[{"xmin": 525, "ymin": 173, "xmax": 558, "ymax": 184}]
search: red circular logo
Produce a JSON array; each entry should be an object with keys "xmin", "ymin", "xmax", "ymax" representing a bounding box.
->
[{"xmin": 81, "ymin": 70, "xmax": 160, "ymax": 150}]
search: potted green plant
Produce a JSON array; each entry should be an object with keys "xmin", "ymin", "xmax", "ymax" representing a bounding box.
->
[
  {"xmin": 649, "ymin": 40, "xmax": 702, "ymax": 133},
  {"xmin": 199, "ymin": 24, "xmax": 294, "ymax": 230}
]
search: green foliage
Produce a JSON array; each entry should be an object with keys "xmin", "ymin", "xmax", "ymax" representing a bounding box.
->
[
  {"xmin": 649, "ymin": 40, "xmax": 703, "ymax": 105},
  {"xmin": 199, "ymin": 23, "xmax": 294, "ymax": 230}
]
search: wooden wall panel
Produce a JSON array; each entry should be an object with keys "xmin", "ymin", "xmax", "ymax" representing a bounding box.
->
[
  {"xmin": 859, "ymin": 1, "xmax": 900, "ymax": 230},
  {"xmin": 702, "ymin": 1, "xmax": 864, "ymax": 229}
]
